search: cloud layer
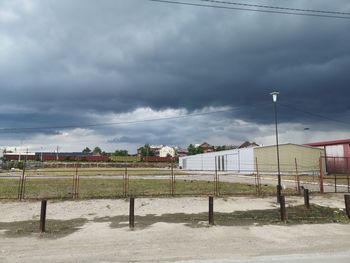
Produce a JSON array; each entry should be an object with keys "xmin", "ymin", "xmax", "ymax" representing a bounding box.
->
[{"xmin": 0, "ymin": 0, "xmax": 349, "ymax": 152}]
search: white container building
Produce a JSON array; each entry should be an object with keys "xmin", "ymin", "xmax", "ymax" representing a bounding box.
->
[{"xmin": 179, "ymin": 148, "xmax": 255, "ymax": 172}]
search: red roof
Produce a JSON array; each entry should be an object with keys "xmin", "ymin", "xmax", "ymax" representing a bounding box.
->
[{"xmin": 305, "ymin": 139, "xmax": 350, "ymax": 147}]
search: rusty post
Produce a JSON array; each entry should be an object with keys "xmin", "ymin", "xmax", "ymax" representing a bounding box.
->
[
  {"xmin": 209, "ymin": 196, "xmax": 214, "ymax": 225},
  {"xmin": 216, "ymin": 168, "xmax": 219, "ymax": 196},
  {"xmin": 333, "ymin": 157, "xmax": 337, "ymax": 193},
  {"xmin": 123, "ymin": 167, "xmax": 126, "ymax": 197},
  {"xmin": 280, "ymin": 195, "xmax": 287, "ymax": 222},
  {"xmin": 214, "ymin": 156, "xmax": 218, "ymax": 196},
  {"xmin": 319, "ymin": 157, "xmax": 324, "ymax": 194},
  {"xmin": 76, "ymin": 173, "xmax": 80, "ymax": 198},
  {"xmin": 72, "ymin": 174, "xmax": 75, "ymax": 199},
  {"xmin": 255, "ymin": 157, "xmax": 261, "ymax": 195},
  {"xmin": 345, "ymin": 195, "xmax": 350, "ymax": 219},
  {"xmin": 126, "ymin": 167, "xmax": 129, "ymax": 196},
  {"xmin": 129, "ymin": 197, "xmax": 135, "ymax": 228},
  {"xmin": 347, "ymin": 157, "xmax": 350, "ymax": 193},
  {"xmin": 254, "ymin": 158, "xmax": 258, "ymax": 195},
  {"xmin": 40, "ymin": 200, "xmax": 47, "ymax": 232},
  {"xmin": 17, "ymin": 176, "xmax": 22, "ymax": 200},
  {"xmin": 18, "ymin": 164, "xmax": 26, "ymax": 200},
  {"xmin": 171, "ymin": 159, "xmax": 175, "ymax": 196},
  {"xmin": 303, "ymin": 188, "xmax": 310, "ymax": 209},
  {"xmin": 22, "ymin": 176, "xmax": 27, "ymax": 200},
  {"xmin": 295, "ymin": 158, "xmax": 301, "ymax": 194}
]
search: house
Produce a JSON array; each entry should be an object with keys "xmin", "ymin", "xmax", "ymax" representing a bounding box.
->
[
  {"xmin": 176, "ymin": 148, "xmax": 188, "ymax": 157},
  {"xmin": 199, "ymin": 142, "xmax": 215, "ymax": 153},
  {"xmin": 239, "ymin": 141, "xmax": 259, "ymax": 148},
  {"xmin": 159, "ymin": 146, "xmax": 176, "ymax": 157}
]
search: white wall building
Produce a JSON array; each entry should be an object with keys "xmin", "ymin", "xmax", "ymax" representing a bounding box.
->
[
  {"xmin": 179, "ymin": 148, "xmax": 255, "ymax": 172},
  {"xmin": 159, "ymin": 146, "xmax": 176, "ymax": 157},
  {"xmin": 179, "ymin": 144, "xmax": 323, "ymax": 174}
]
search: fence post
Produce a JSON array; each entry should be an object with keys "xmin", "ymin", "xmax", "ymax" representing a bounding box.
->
[
  {"xmin": 214, "ymin": 157, "xmax": 218, "ymax": 196},
  {"xmin": 319, "ymin": 157, "xmax": 324, "ymax": 194},
  {"xmin": 345, "ymin": 195, "xmax": 350, "ymax": 219},
  {"xmin": 280, "ymin": 195, "xmax": 287, "ymax": 222},
  {"xmin": 255, "ymin": 157, "xmax": 261, "ymax": 196},
  {"xmin": 295, "ymin": 158, "xmax": 301, "ymax": 194},
  {"xmin": 171, "ymin": 159, "xmax": 175, "ymax": 196},
  {"xmin": 40, "ymin": 200, "xmax": 47, "ymax": 232},
  {"xmin": 209, "ymin": 196, "xmax": 214, "ymax": 225},
  {"xmin": 129, "ymin": 197, "xmax": 135, "ymax": 228},
  {"xmin": 347, "ymin": 157, "xmax": 350, "ymax": 193},
  {"xmin": 303, "ymin": 189, "xmax": 310, "ymax": 209},
  {"xmin": 18, "ymin": 165, "xmax": 26, "ymax": 200}
]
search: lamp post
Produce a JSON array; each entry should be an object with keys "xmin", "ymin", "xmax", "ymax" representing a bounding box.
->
[{"xmin": 270, "ymin": 91, "xmax": 282, "ymax": 203}]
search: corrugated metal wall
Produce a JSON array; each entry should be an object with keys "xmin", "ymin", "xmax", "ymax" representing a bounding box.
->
[
  {"xmin": 254, "ymin": 144, "xmax": 323, "ymax": 173},
  {"xmin": 179, "ymin": 148, "xmax": 254, "ymax": 172}
]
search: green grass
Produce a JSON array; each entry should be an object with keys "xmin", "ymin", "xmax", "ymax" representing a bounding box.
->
[
  {"xmin": 0, "ymin": 177, "xmax": 288, "ymax": 199},
  {"xmin": 0, "ymin": 178, "xmax": 21, "ymax": 199}
]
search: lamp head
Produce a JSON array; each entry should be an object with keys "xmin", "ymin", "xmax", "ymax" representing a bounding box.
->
[{"xmin": 270, "ymin": 91, "xmax": 279, "ymax": 102}]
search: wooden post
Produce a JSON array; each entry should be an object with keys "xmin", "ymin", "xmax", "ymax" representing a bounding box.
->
[
  {"xmin": 345, "ymin": 195, "xmax": 350, "ymax": 219},
  {"xmin": 129, "ymin": 197, "xmax": 135, "ymax": 228},
  {"xmin": 40, "ymin": 200, "xmax": 47, "ymax": 232},
  {"xmin": 304, "ymin": 189, "xmax": 310, "ymax": 209},
  {"xmin": 209, "ymin": 196, "xmax": 214, "ymax": 225},
  {"xmin": 280, "ymin": 195, "xmax": 287, "ymax": 222}
]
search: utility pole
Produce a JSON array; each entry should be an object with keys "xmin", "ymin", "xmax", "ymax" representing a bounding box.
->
[{"xmin": 270, "ymin": 91, "xmax": 282, "ymax": 203}]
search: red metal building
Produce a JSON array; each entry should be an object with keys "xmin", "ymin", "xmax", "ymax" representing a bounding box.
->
[{"xmin": 305, "ymin": 139, "xmax": 350, "ymax": 174}]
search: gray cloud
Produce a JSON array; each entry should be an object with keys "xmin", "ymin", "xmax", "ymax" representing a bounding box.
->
[{"xmin": 0, "ymin": 0, "xmax": 349, "ymax": 150}]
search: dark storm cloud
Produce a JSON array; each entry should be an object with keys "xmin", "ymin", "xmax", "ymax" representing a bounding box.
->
[{"xmin": 1, "ymin": 0, "xmax": 350, "ymax": 136}]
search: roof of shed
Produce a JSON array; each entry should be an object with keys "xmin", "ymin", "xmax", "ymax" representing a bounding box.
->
[{"xmin": 304, "ymin": 139, "xmax": 350, "ymax": 147}]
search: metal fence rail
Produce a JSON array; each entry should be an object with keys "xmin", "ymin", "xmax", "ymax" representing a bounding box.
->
[{"xmin": 1, "ymin": 157, "xmax": 349, "ymax": 200}]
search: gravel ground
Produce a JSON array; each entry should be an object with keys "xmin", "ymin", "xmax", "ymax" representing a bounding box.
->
[{"xmin": 0, "ymin": 195, "xmax": 349, "ymax": 263}]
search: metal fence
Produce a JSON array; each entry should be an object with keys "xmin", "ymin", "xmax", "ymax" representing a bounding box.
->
[
  {"xmin": 1, "ymin": 157, "xmax": 350, "ymax": 200},
  {"xmin": 0, "ymin": 166, "xmax": 288, "ymax": 200},
  {"xmin": 319, "ymin": 156, "xmax": 350, "ymax": 193}
]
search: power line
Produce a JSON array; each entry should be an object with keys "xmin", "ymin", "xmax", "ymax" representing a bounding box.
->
[
  {"xmin": 0, "ymin": 102, "xmax": 271, "ymax": 133},
  {"xmin": 0, "ymin": 108, "xmax": 235, "ymax": 133},
  {"xmin": 198, "ymin": 0, "xmax": 350, "ymax": 16},
  {"xmin": 148, "ymin": 0, "xmax": 350, "ymax": 20},
  {"xmin": 279, "ymin": 103, "xmax": 350, "ymax": 126}
]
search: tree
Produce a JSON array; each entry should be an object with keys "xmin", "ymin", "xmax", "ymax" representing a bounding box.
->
[
  {"xmin": 187, "ymin": 144, "xmax": 196, "ymax": 156},
  {"xmin": 82, "ymin": 147, "xmax": 91, "ymax": 153},
  {"xmin": 216, "ymin": 145, "xmax": 226, "ymax": 152},
  {"xmin": 112, "ymin": 150, "xmax": 128, "ymax": 156},
  {"xmin": 196, "ymin": 146, "xmax": 204, "ymax": 154},
  {"xmin": 187, "ymin": 144, "xmax": 204, "ymax": 155},
  {"xmin": 93, "ymin": 146, "xmax": 102, "ymax": 155},
  {"xmin": 140, "ymin": 144, "xmax": 155, "ymax": 157}
]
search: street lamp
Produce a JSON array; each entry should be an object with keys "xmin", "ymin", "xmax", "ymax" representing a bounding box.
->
[{"xmin": 270, "ymin": 91, "xmax": 282, "ymax": 203}]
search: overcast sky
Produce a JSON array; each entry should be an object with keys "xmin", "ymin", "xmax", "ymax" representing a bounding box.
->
[{"xmin": 0, "ymin": 0, "xmax": 349, "ymax": 153}]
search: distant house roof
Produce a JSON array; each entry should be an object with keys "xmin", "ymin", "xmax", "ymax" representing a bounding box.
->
[
  {"xmin": 200, "ymin": 142, "xmax": 211, "ymax": 148},
  {"xmin": 239, "ymin": 141, "xmax": 259, "ymax": 148},
  {"xmin": 305, "ymin": 139, "xmax": 350, "ymax": 147}
]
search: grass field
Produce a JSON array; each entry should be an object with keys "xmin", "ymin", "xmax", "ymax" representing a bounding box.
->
[{"xmin": 0, "ymin": 176, "xmax": 291, "ymax": 200}]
